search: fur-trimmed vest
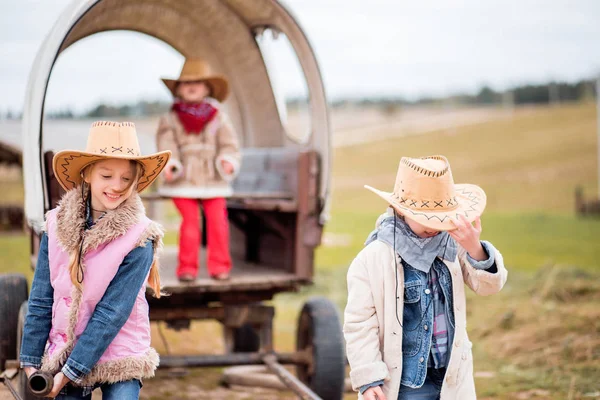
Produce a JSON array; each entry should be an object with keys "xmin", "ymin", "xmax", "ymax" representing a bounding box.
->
[{"xmin": 40, "ymin": 188, "xmax": 163, "ymax": 385}]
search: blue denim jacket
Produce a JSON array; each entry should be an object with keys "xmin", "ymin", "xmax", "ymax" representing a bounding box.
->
[
  {"xmin": 359, "ymin": 241, "xmax": 496, "ymax": 394},
  {"xmin": 400, "ymin": 259, "xmax": 454, "ymax": 388},
  {"xmin": 20, "ymin": 228, "xmax": 154, "ymax": 384}
]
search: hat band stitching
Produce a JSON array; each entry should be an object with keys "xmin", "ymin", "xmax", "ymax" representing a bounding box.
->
[
  {"xmin": 401, "ymin": 156, "xmax": 449, "ymax": 178},
  {"xmin": 136, "ymin": 154, "xmax": 167, "ymax": 187},
  {"xmin": 111, "ymin": 146, "xmax": 123, "ymax": 153},
  {"xmin": 401, "ymin": 196, "xmax": 480, "ymax": 223},
  {"xmin": 91, "ymin": 121, "xmax": 135, "ymax": 128},
  {"xmin": 60, "ymin": 154, "xmax": 97, "ymax": 187},
  {"xmin": 393, "ymin": 193, "xmax": 464, "ymax": 212}
]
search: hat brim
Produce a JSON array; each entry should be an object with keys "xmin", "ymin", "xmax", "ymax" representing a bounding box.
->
[
  {"xmin": 162, "ymin": 76, "xmax": 229, "ymax": 102},
  {"xmin": 364, "ymin": 183, "xmax": 487, "ymax": 231},
  {"xmin": 53, "ymin": 150, "xmax": 171, "ymax": 193}
]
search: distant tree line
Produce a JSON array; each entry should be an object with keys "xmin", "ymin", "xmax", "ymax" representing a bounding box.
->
[
  {"xmin": 469, "ymin": 80, "xmax": 595, "ymax": 105},
  {"xmin": 83, "ymin": 100, "xmax": 170, "ymax": 118},
  {"xmin": 1, "ymin": 78, "xmax": 597, "ymax": 120},
  {"xmin": 0, "ymin": 110, "xmax": 22, "ymax": 120},
  {"xmin": 323, "ymin": 78, "xmax": 597, "ymax": 109}
]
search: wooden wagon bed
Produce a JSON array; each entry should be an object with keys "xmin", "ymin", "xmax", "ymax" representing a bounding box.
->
[
  {"xmin": 159, "ymin": 245, "xmax": 304, "ymax": 294},
  {"xmin": 140, "ymin": 147, "xmax": 322, "ymax": 307}
]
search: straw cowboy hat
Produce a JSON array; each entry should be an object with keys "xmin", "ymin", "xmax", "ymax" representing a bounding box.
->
[
  {"xmin": 365, "ymin": 155, "xmax": 486, "ymax": 231},
  {"xmin": 53, "ymin": 121, "xmax": 171, "ymax": 192},
  {"xmin": 162, "ymin": 59, "xmax": 229, "ymax": 102}
]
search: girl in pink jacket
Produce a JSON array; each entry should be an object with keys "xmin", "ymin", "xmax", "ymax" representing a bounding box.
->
[{"xmin": 20, "ymin": 122, "xmax": 171, "ymax": 399}]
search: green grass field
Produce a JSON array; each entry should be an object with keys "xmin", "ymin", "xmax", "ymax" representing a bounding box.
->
[
  {"xmin": 308, "ymin": 101, "xmax": 600, "ymax": 399},
  {"xmin": 1, "ymin": 102, "xmax": 599, "ymax": 399},
  {"xmin": 332, "ymin": 102, "xmax": 599, "ymax": 213}
]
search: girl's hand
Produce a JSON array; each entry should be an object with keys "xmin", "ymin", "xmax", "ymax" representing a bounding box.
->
[
  {"xmin": 164, "ymin": 166, "xmax": 174, "ymax": 182},
  {"xmin": 221, "ymin": 160, "xmax": 234, "ymax": 175},
  {"xmin": 164, "ymin": 164, "xmax": 179, "ymax": 183},
  {"xmin": 47, "ymin": 372, "xmax": 70, "ymax": 398},
  {"xmin": 363, "ymin": 386, "xmax": 387, "ymax": 400},
  {"xmin": 23, "ymin": 366, "xmax": 38, "ymax": 379},
  {"xmin": 449, "ymin": 215, "xmax": 487, "ymax": 261}
]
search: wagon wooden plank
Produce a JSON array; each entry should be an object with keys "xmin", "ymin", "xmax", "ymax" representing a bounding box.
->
[
  {"xmin": 159, "ymin": 246, "xmax": 304, "ymax": 294},
  {"xmin": 141, "ymin": 191, "xmax": 295, "ymax": 200},
  {"xmin": 141, "ymin": 192, "xmax": 298, "ymax": 212}
]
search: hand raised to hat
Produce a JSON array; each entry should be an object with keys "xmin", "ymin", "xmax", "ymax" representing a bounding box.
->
[{"xmin": 448, "ymin": 215, "xmax": 487, "ymax": 261}]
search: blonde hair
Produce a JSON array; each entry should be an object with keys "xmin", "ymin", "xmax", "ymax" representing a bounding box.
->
[
  {"xmin": 147, "ymin": 258, "xmax": 162, "ymax": 298},
  {"xmin": 67, "ymin": 160, "xmax": 162, "ymax": 298}
]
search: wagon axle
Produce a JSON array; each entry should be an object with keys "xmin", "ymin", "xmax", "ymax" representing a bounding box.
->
[{"xmin": 151, "ymin": 299, "xmax": 344, "ymax": 399}]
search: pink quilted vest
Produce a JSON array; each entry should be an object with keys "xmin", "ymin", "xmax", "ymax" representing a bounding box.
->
[{"xmin": 40, "ymin": 189, "xmax": 161, "ymax": 385}]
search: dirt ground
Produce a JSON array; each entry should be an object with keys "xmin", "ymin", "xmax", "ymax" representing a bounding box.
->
[{"xmin": 0, "ymin": 369, "xmax": 302, "ymax": 400}]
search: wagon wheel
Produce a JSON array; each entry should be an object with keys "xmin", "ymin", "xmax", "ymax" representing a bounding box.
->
[
  {"xmin": 17, "ymin": 301, "xmax": 38, "ymax": 400},
  {"xmin": 296, "ymin": 297, "xmax": 345, "ymax": 400},
  {"xmin": 0, "ymin": 274, "xmax": 28, "ymax": 371}
]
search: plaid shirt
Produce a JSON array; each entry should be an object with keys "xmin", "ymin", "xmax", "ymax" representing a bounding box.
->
[{"xmin": 428, "ymin": 261, "xmax": 453, "ymax": 368}]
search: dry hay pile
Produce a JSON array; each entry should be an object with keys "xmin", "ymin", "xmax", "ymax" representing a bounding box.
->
[{"xmin": 476, "ymin": 267, "xmax": 600, "ymax": 370}]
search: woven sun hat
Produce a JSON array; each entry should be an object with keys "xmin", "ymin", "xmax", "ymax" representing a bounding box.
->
[
  {"xmin": 161, "ymin": 59, "xmax": 229, "ymax": 102},
  {"xmin": 364, "ymin": 155, "xmax": 486, "ymax": 231},
  {"xmin": 52, "ymin": 121, "xmax": 171, "ymax": 193}
]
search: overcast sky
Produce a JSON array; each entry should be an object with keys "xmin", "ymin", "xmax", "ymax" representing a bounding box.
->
[{"xmin": 1, "ymin": 0, "xmax": 599, "ymax": 113}]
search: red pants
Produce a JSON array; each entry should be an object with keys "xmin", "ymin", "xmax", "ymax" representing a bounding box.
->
[{"xmin": 172, "ymin": 197, "xmax": 231, "ymax": 278}]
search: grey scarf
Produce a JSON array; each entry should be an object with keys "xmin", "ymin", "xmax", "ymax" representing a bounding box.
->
[{"xmin": 365, "ymin": 210, "xmax": 457, "ymax": 273}]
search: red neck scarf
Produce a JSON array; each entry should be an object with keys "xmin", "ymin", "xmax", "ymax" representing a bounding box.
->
[{"xmin": 172, "ymin": 101, "xmax": 218, "ymax": 134}]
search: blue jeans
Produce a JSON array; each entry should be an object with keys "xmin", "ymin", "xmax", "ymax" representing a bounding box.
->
[
  {"xmin": 398, "ymin": 368, "xmax": 445, "ymax": 400},
  {"xmin": 57, "ymin": 379, "xmax": 141, "ymax": 400}
]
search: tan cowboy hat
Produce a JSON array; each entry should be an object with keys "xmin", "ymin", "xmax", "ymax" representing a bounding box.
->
[
  {"xmin": 161, "ymin": 59, "xmax": 229, "ymax": 102},
  {"xmin": 365, "ymin": 155, "xmax": 486, "ymax": 231},
  {"xmin": 52, "ymin": 121, "xmax": 171, "ymax": 192}
]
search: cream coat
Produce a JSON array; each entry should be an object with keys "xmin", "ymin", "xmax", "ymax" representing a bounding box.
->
[
  {"xmin": 156, "ymin": 99, "xmax": 241, "ymax": 199},
  {"xmin": 344, "ymin": 240, "xmax": 507, "ymax": 399}
]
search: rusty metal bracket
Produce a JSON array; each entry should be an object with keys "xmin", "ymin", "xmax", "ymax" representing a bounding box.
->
[
  {"xmin": 262, "ymin": 354, "xmax": 321, "ymax": 400},
  {"xmin": 159, "ymin": 350, "xmax": 308, "ymax": 369},
  {"xmin": 0, "ymin": 368, "xmax": 23, "ymax": 400}
]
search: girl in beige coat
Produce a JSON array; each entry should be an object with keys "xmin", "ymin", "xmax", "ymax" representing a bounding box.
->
[
  {"xmin": 344, "ymin": 155, "xmax": 507, "ymax": 400},
  {"xmin": 156, "ymin": 59, "xmax": 241, "ymax": 281}
]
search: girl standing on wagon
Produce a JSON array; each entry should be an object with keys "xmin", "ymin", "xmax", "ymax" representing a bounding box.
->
[
  {"xmin": 344, "ymin": 155, "xmax": 508, "ymax": 400},
  {"xmin": 156, "ymin": 59, "xmax": 241, "ymax": 282},
  {"xmin": 20, "ymin": 121, "xmax": 171, "ymax": 399}
]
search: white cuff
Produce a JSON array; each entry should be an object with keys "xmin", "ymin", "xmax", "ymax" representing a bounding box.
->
[
  {"xmin": 215, "ymin": 154, "xmax": 240, "ymax": 182},
  {"xmin": 467, "ymin": 240, "xmax": 496, "ymax": 271},
  {"xmin": 349, "ymin": 361, "xmax": 390, "ymax": 391}
]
